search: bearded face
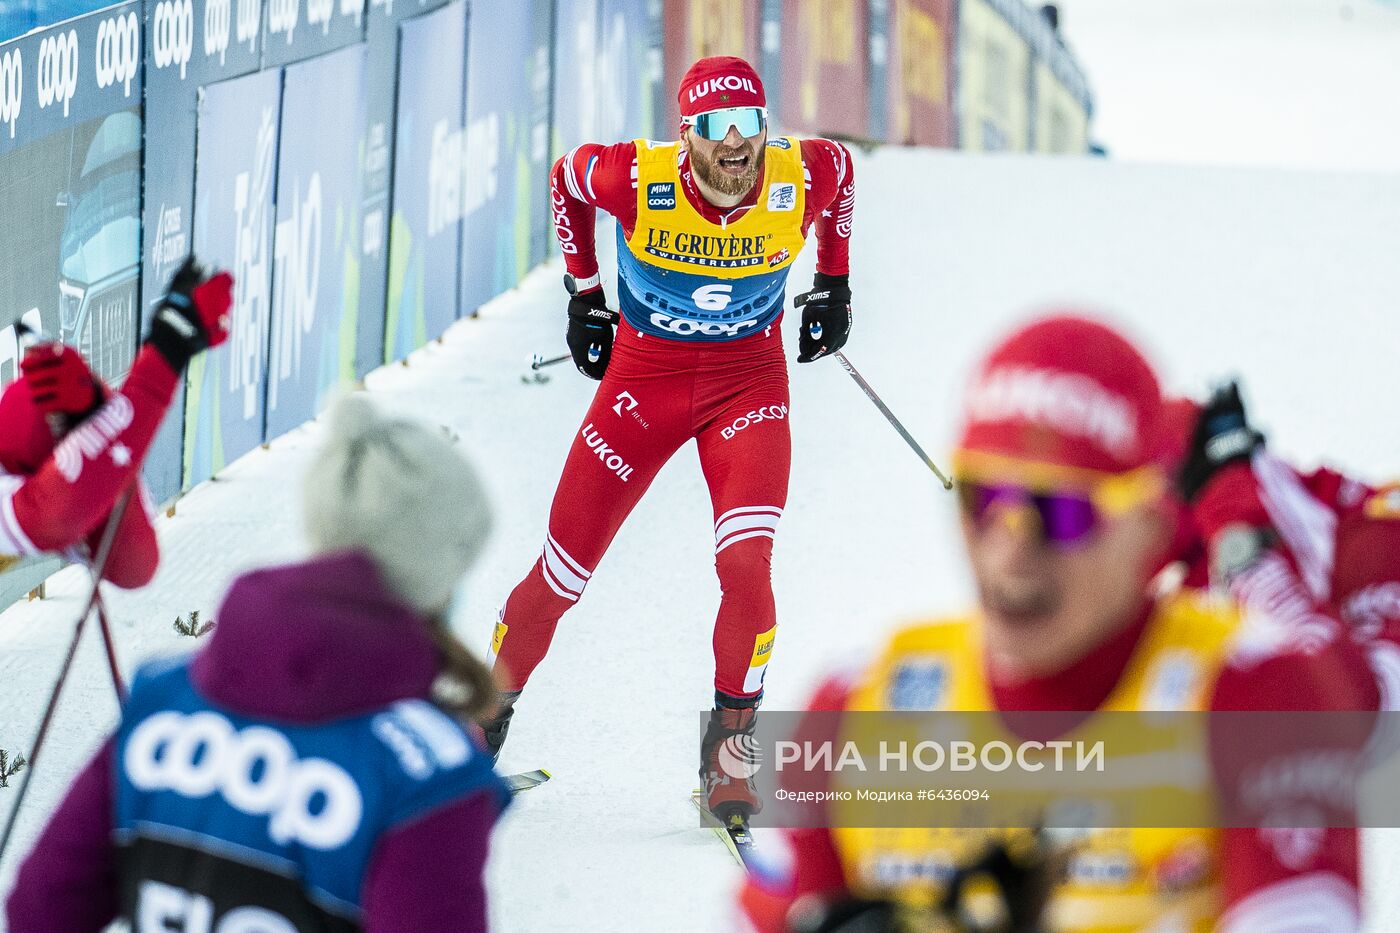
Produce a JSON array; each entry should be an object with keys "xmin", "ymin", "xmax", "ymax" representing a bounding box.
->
[{"xmin": 687, "ymin": 131, "xmax": 766, "ymax": 199}]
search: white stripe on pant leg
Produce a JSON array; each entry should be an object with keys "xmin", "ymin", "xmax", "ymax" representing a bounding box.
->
[
  {"xmin": 716, "ymin": 529, "xmax": 776, "ymax": 555},
  {"xmin": 543, "ymin": 537, "xmax": 589, "ymax": 595},
  {"xmin": 714, "ymin": 504, "xmax": 783, "ymax": 527},
  {"xmin": 714, "ymin": 513, "xmax": 782, "ymax": 549},
  {"xmin": 546, "ymin": 532, "xmax": 592, "ymax": 581},
  {"xmin": 539, "ymin": 544, "xmax": 585, "ymax": 602},
  {"xmin": 540, "ymin": 559, "xmax": 581, "ymax": 602}
]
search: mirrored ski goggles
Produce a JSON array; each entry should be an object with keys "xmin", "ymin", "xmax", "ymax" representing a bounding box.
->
[
  {"xmin": 683, "ymin": 106, "xmax": 768, "ymax": 141},
  {"xmin": 953, "ymin": 457, "xmax": 1165, "ymax": 548}
]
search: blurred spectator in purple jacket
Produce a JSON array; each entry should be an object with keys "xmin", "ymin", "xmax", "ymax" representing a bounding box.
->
[{"xmin": 7, "ymin": 393, "xmax": 508, "ymax": 933}]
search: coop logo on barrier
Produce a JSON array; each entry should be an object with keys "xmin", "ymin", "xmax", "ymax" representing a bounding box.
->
[
  {"xmin": 96, "ymin": 11, "xmax": 140, "ymax": 98},
  {"xmin": 0, "ymin": 49, "xmax": 21, "ymax": 138},
  {"xmin": 152, "ymin": 0, "xmax": 193, "ymax": 78},
  {"xmin": 232, "ymin": 0, "xmax": 260, "ymax": 54},
  {"xmin": 204, "ymin": 0, "xmax": 229, "ymax": 64},
  {"xmin": 428, "ymin": 118, "xmax": 464, "ymax": 238},
  {"xmin": 269, "ymin": 172, "xmax": 323, "ymax": 410},
  {"xmin": 307, "ymin": 0, "xmax": 333, "ymax": 35},
  {"xmin": 268, "ymin": 0, "xmax": 300, "ymax": 45},
  {"xmin": 37, "ymin": 29, "xmax": 78, "ymax": 117}
]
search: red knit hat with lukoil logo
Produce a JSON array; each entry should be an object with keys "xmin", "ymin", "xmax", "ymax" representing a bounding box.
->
[
  {"xmin": 678, "ymin": 56, "xmax": 765, "ymax": 118},
  {"xmin": 956, "ymin": 315, "xmax": 1165, "ymax": 478}
]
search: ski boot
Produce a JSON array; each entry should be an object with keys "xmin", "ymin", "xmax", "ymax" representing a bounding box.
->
[
  {"xmin": 700, "ymin": 698, "xmax": 763, "ymax": 837},
  {"xmin": 477, "ymin": 691, "xmax": 520, "ymax": 763}
]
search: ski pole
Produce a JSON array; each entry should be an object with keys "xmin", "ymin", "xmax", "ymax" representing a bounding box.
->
[
  {"xmin": 833, "ymin": 351, "xmax": 953, "ymax": 490},
  {"xmin": 92, "ymin": 592, "xmax": 126, "ymax": 701},
  {"xmin": 0, "ymin": 487, "xmax": 132, "ymax": 865},
  {"xmin": 531, "ymin": 352, "xmax": 570, "ymax": 371},
  {"xmin": 15, "ymin": 320, "xmax": 127, "ymax": 700},
  {"xmin": 521, "ymin": 351, "xmax": 572, "ymax": 385}
]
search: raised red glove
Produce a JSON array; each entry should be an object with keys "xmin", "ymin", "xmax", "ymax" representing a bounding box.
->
[
  {"xmin": 193, "ymin": 270, "xmax": 234, "ymax": 349},
  {"xmin": 19, "ymin": 343, "xmax": 102, "ymax": 421},
  {"xmin": 146, "ymin": 257, "xmax": 234, "ymax": 372}
]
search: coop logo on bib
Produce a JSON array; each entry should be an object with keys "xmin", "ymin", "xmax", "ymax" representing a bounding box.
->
[
  {"xmin": 124, "ymin": 710, "xmax": 364, "ymax": 851},
  {"xmin": 646, "ymin": 181, "xmax": 676, "ymax": 210}
]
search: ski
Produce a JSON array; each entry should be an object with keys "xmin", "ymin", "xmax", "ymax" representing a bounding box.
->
[
  {"xmin": 505, "ymin": 768, "xmax": 552, "ymax": 794},
  {"xmin": 691, "ymin": 790, "xmax": 757, "ymax": 871}
]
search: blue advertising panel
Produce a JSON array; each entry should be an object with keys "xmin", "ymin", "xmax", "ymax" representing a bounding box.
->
[
  {"xmin": 595, "ymin": 0, "xmax": 660, "ymax": 144},
  {"xmin": 0, "ymin": 2, "xmax": 144, "ymax": 159},
  {"xmin": 141, "ymin": 0, "xmax": 265, "ymax": 502},
  {"xmin": 259, "ymin": 0, "xmax": 364, "ymax": 67},
  {"xmin": 0, "ymin": 3, "xmax": 145, "ymax": 386},
  {"xmin": 183, "ymin": 68, "xmax": 282, "ymax": 486},
  {"xmin": 265, "ymin": 44, "xmax": 368, "ymax": 438},
  {"xmin": 384, "ymin": 2, "xmax": 465, "ymax": 362},
  {"xmin": 550, "ymin": 0, "xmax": 599, "ymax": 160},
  {"xmin": 0, "ymin": 4, "xmax": 148, "ymax": 602},
  {"xmin": 355, "ymin": 0, "xmax": 450, "ymax": 378},
  {"xmin": 459, "ymin": 0, "xmax": 552, "ymax": 315}
]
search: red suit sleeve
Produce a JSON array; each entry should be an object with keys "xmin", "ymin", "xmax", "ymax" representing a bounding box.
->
[
  {"xmin": 1208, "ymin": 646, "xmax": 1367, "ymax": 931},
  {"xmin": 1192, "ymin": 461, "xmax": 1365, "ymax": 662},
  {"xmin": 739, "ymin": 674, "xmax": 854, "ymax": 933},
  {"xmin": 0, "ymin": 344, "xmax": 175, "ymax": 587},
  {"xmin": 550, "ymin": 141, "xmax": 640, "ymax": 286},
  {"xmin": 799, "ymin": 138, "xmax": 855, "ymax": 277}
]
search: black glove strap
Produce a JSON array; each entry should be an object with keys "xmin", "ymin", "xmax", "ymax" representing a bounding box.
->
[{"xmin": 147, "ymin": 293, "xmax": 203, "ymax": 372}]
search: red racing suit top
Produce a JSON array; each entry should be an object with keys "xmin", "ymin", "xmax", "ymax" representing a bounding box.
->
[
  {"xmin": 550, "ymin": 136, "xmax": 854, "ymax": 329},
  {"xmin": 739, "ymin": 594, "xmax": 1372, "ymax": 932},
  {"xmin": 1188, "ymin": 451, "xmax": 1400, "ymax": 713},
  {"xmin": 0, "ymin": 344, "xmax": 177, "ymax": 589}
]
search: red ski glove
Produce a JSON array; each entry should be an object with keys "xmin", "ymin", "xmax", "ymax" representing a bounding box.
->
[{"xmin": 19, "ymin": 342, "xmax": 102, "ymax": 422}]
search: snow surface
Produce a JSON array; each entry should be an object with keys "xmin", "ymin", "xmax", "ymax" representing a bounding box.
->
[
  {"xmin": 1054, "ymin": 0, "xmax": 1400, "ymax": 173},
  {"xmin": 0, "ymin": 146, "xmax": 1397, "ymax": 931}
]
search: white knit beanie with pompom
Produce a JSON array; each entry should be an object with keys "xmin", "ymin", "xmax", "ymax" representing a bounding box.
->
[{"xmin": 303, "ymin": 394, "xmax": 492, "ymax": 613}]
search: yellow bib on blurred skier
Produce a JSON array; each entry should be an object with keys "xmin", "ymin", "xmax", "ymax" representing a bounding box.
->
[
  {"xmin": 830, "ymin": 593, "xmax": 1244, "ymax": 932},
  {"xmin": 614, "ymin": 137, "xmax": 807, "ymax": 342}
]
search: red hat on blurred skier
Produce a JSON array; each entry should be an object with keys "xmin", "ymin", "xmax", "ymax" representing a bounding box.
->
[
  {"xmin": 678, "ymin": 56, "xmax": 765, "ymax": 118},
  {"xmin": 956, "ymin": 314, "xmax": 1165, "ymax": 478}
]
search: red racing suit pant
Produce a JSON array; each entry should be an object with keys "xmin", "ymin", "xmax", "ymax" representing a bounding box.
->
[{"xmin": 491, "ymin": 322, "xmax": 791, "ymax": 702}]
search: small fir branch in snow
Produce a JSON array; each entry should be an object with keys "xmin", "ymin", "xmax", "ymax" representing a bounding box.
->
[
  {"xmin": 0, "ymin": 749, "xmax": 26, "ymax": 788},
  {"xmin": 173, "ymin": 610, "xmax": 216, "ymax": 638}
]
